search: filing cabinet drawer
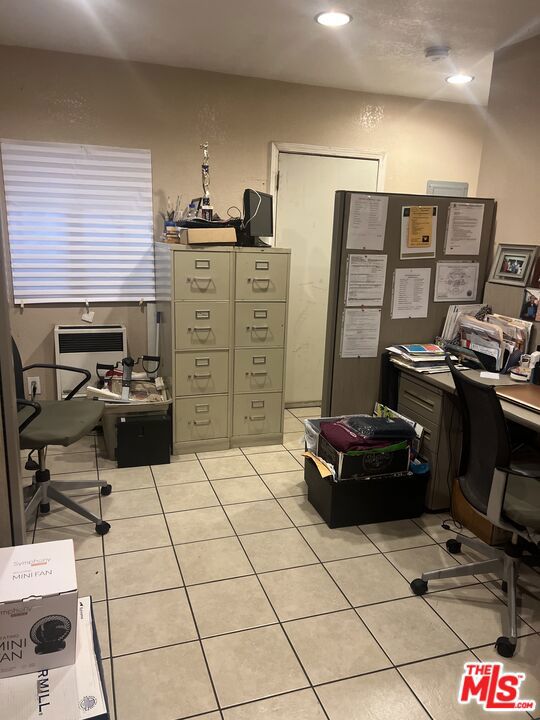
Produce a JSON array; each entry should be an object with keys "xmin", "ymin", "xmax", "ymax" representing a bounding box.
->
[
  {"xmin": 175, "ymin": 302, "xmax": 230, "ymax": 349},
  {"xmin": 398, "ymin": 401, "xmax": 441, "ymax": 455},
  {"xmin": 234, "ymin": 302, "xmax": 286, "ymax": 347},
  {"xmin": 233, "ymin": 393, "xmax": 282, "ymax": 436},
  {"xmin": 234, "ymin": 348, "xmax": 284, "ymax": 393},
  {"xmin": 398, "ymin": 375, "xmax": 443, "ymax": 424},
  {"xmin": 176, "ymin": 395, "xmax": 228, "ymax": 442},
  {"xmin": 235, "ymin": 252, "xmax": 289, "ymax": 301},
  {"xmin": 174, "ymin": 252, "xmax": 230, "ymax": 301},
  {"xmin": 176, "ymin": 351, "xmax": 229, "ymax": 396}
]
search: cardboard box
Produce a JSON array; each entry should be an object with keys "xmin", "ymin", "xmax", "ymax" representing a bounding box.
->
[
  {"xmin": 178, "ymin": 227, "xmax": 236, "ymax": 245},
  {"xmin": 0, "ymin": 597, "xmax": 109, "ymax": 719},
  {"xmin": 0, "ymin": 540, "xmax": 78, "ymax": 679},
  {"xmin": 317, "ymin": 433, "xmax": 410, "ymax": 481},
  {"xmin": 452, "ymin": 478, "xmax": 511, "ymax": 546}
]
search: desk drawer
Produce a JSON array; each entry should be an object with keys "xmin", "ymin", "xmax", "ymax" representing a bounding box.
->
[
  {"xmin": 236, "ymin": 252, "xmax": 288, "ymax": 301},
  {"xmin": 398, "ymin": 401, "xmax": 441, "ymax": 455},
  {"xmin": 174, "ymin": 252, "xmax": 230, "ymax": 301},
  {"xmin": 234, "ymin": 348, "xmax": 284, "ymax": 393},
  {"xmin": 175, "ymin": 302, "xmax": 230, "ymax": 349},
  {"xmin": 176, "ymin": 351, "xmax": 229, "ymax": 396},
  {"xmin": 176, "ymin": 395, "xmax": 228, "ymax": 442},
  {"xmin": 398, "ymin": 376, "xmax": 443, "ymax": 423},
  {"xmin": 233, "ymin": 393, "xmax": 282, "ymax": 436},
  {"xmin": 235, "ymin": 302, "xmax": 286, "ymax": 347}
]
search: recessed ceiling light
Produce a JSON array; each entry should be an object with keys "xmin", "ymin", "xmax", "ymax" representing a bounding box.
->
[
  {"xmin": 446, "ymin": 74, "xmax": 474, "ymax": 85},
  {"xmin": 315, "ymin": 11, "xmax": 352, "ymax": 27}
]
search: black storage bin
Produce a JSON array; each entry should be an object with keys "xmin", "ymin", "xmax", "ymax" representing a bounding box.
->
[
  {"xmin": 116, "ymin": 414, "xmax": 170, "ymax": 468},
  {"xmin": 305, "ymin": 455, "xmax": 428, "ymax": 528}
]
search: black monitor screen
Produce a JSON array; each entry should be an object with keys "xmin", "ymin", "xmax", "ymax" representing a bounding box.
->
[{"xmin": 243, "ymin": 189, "xmax": 273, "ymax": 238}]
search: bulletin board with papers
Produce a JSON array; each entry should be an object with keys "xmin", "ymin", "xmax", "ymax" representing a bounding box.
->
[{"xmin": 322, "ymin": 191, "xmax": 496, "ymax": 415}]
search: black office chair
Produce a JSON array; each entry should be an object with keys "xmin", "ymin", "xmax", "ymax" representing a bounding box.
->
[
  {"xmin": 411, "ymin": 356, "xmax": 540, "ymax": 657},
  {"xmin": 13, "ymin": 339, "xmax": 112, "ymax": 535}
]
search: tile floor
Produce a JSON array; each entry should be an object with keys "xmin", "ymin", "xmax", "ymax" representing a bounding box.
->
[{"xmin": 24, "ymin": 405, "xmax": 540, "ymax": 720}]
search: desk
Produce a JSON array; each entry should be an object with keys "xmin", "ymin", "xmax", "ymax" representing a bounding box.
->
[{"xmin": 388, "ymin": 364, "xmax": 540, "ymax": 510}]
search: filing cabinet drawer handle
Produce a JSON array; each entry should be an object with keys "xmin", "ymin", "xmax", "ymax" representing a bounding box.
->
[
  {"xmin": 250, "ymin": 325, "xmax": 269, "ymax": 331},
  {"xmin": 190, "ymin": 373, "xmax": 212, "ymax": 379},
  {"xmin": 193, "ymin": 419, "xmax": 211, "ymax": 426},
  {"xmin": 248, "ymin": 277, "xmax": 270, "ymax": 285},
  {"xmin": 249, "ymin": 371, "xmax": 268, "ymax": 376},
  {"xmin": 188, "ymin": 276, "xmax": 212, "ymax": 284},
  {"xmin": 248, "ymin": 414, "xmax": 266, "ymax": 421},
  {"xmin": 189, "ymin": 326, "xmax": 212, "ymax": 333}
]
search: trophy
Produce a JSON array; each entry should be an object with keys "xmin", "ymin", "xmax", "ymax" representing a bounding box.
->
[{"xmin": 200, "ymin": 141, "xmax": 213, "ymax": 221}]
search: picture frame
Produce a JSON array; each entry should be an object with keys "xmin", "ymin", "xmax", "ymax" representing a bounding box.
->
[{"xmin": 488, "ymin": 243, "xmax": 537, "ymax": 287}]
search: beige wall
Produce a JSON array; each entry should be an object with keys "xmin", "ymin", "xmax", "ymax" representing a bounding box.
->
[
  {"xmin": 477, "ymin": 35, "xmax": 540, "ymax": 246},
  {"xmin": 0, "ymin": 45, "xmax": 486, "ymax": 397}
]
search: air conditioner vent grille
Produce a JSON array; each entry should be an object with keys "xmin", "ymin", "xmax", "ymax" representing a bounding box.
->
[{"xmin": 58, "ymin": 332, "xmax": 125, "ymax": 354}]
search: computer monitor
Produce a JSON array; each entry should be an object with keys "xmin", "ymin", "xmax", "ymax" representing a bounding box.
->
[{"xmin": 243, "ymin": 189, "xmax": 273, "ymax": 240}]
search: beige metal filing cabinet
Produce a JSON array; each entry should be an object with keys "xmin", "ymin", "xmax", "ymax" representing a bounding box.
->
[{"xmin": 155, "ymin": 243, "xmax": 291, "ymax": 454}]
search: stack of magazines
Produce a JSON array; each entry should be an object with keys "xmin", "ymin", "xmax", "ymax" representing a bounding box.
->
[{"xmin": 387, "ymin": 344, "xmax": 450, "ymax": 374}]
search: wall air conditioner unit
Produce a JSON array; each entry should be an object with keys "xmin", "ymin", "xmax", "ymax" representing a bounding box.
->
[{"xmin": 54, "ymin": 325, "xmax": 127, "ymax": 400}]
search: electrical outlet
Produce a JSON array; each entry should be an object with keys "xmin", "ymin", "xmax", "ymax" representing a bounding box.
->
[{"xmin": 27, "ymin": 376, "xmax": 41, "ymax": 396}]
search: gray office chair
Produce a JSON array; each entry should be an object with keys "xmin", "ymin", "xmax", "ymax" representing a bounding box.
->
[
  {"xmin": 411, "ymin": 357, "xmax": 540, "ymax": 657},
  {"xmin": 13, "ymin": 340, "xmax": 112, "ymax": 535}
]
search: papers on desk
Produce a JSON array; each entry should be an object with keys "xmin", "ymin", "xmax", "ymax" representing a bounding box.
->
[
  {"xmin": 440, "ymin": 304, "xmax": 484, "ymax": 343},
  {"xmin": 386, "ymin": 345, "xmax": 451, "ymax": 374},
  {"xmin": 456, "ymin": 313, "xmax": 531, "ymax": 372}
]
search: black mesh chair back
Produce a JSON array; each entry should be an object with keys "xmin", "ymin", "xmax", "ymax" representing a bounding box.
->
[
  {"xmin": 12, "ymin": 338, "xmax": 25, "ymax": 401},
  {"xmin": 446, "ymin": 356, "xmax": 511, "ymax": 514}
]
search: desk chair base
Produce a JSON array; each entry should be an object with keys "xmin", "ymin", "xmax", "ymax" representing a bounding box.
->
[
  {"xmin": 411, "ymin": 533, "xmax": 520, "ymax": 658},
  {"xmin": 25, "ymin": 450, "xmax": 112, "ymax": 536}
]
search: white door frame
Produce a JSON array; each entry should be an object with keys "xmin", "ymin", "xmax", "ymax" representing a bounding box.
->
[{"xmin": 268, "ymin": 141, "xmax": 387, "ymax": 238}]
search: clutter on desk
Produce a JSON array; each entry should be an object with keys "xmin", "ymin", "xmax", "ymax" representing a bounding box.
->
[
  {"xmin": 386, "ymin": 343, "xmax": 451, "ymax": 374},
  {"xmin": 86, "ymin": 355, "xmax": 167, "ymax": 403}
]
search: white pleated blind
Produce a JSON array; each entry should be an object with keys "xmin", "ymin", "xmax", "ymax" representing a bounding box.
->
[{"xmin": 1, "ymin": 140, "xmax": 155, "ymax": 304}]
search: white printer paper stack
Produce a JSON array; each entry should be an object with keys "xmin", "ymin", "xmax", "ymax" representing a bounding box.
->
[{"xmin": 0, "ymin": 597, "xmax": 109, "ymax": 720}]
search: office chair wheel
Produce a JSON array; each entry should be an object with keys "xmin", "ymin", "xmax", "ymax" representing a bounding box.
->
[
  {"xmin": 446, "ymin": 538, "xmax": 462, "ymax": 554},
  {"xmin": 495, "ymin": 636, "xmax": 516, "ymax": 658},
  {"xmin": 95, "ymin": 521, "xmax": 111, "ymax": 536},
  {"xmin": 500, "ymin": 580, "xmax": 508, "ymax": 593},
  {"xmin": 39, "ymin": 502, "xmax": 50, "ymax": 515},
  {"xmin": 100, "ymin": 484, "xmax": 112, "ymax": 497},
  {"xmin": 410, "ymin": 578, "xmax": 428, "ymax": 595}
]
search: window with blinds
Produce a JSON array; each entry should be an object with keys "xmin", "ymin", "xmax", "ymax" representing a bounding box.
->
[{"xmin": 1, "ymin": 140, "xmax": 155, "ymax": 304}]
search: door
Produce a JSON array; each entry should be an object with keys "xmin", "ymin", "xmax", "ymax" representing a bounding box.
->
[{"xmin": 275, "ymin": 152, "xmax": 379, "ymax": 406}]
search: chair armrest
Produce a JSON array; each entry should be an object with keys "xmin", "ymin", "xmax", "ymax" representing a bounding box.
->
[
  {"xmin": 496, "ymin": 463, "xmax": 540, "ymax": 480},
  {"xmin": 17, "ymin": 399, "xmax": 42, "ymax": 432},
  {"xmin": 22, "ymin": 363, "xmax": 90, "ymax": 400}
]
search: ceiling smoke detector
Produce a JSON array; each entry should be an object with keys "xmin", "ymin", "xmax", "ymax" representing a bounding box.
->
[{"xmin": 425, "ymin": 46, "xmax": 451, "ymax": 62}]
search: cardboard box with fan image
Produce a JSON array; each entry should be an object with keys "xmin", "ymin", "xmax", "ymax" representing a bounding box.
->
[{"xmin": 0, "ymin": 540, "xmax": 78, "ymax": 678}]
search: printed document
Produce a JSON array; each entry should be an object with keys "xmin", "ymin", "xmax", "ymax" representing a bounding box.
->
[
  {"xmin": 391, "ymin": 268, "xmax": 431, "ymax": 319},
  {"xmin": 345, "ymin": 254, "xmax": 387, "ymax": 306},
  {"xmin": 346, "ymin": 194, "xmax": 388, "ymax": 250},
  {"xmin": 340, "ymin": 308, "xmax": 381, "ymax": 358}
]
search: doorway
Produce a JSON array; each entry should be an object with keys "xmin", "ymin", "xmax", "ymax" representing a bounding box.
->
[{"xmin": 272, "ymin": 145, "xmax": 384, "ymax": 406}]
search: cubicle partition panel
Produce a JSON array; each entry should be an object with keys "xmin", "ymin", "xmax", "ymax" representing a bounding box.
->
[{"xmin": 322, "ymin": 191, "xmax": 496, "ymax": 415}]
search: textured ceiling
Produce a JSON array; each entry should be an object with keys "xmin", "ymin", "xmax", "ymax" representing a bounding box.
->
[{"xmin": 1, "ymin": 0, "xmax": 539, "ymax": 104}]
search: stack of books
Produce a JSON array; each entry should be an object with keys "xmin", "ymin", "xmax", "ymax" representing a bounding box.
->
[{"xmin": 387, "ymin": 344, "xmax": 449, "ymax": 374}]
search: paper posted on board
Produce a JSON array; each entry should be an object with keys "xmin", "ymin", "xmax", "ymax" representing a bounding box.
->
[
  {"xmin": 340, "ymin": 308, "xmax": 381, "ymax": 358},
  {"xmin": 346, "ymin": 194, "xmax": 388, "ymax": 251},
  {"xmin": 445, "ymin": 202, "xmax": 484, "ymax": 255},
  {"xmin": 391, "ymin": 267, "xmax": 431, "ymax": 319},
  {"xmin": 434, "ymin": 262, "xmax": 479, "ymax": 302},
  {"xmin": 400, "ymin": 206, "xmax": 437, "ymax": 259},
  {"xmin": 345, "ymin": 254, "xmax": 387, "ymax": 306}
]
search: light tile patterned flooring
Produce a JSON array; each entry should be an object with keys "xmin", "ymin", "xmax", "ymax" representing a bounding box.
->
[{"xmin": 24, "ymin": 406, "xmax": 540, "ymax": 720}]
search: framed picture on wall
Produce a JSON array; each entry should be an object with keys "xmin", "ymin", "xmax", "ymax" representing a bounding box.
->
[{"xmin": 488, "ymin": 243, "xmax": 537, "ymax": 287}]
